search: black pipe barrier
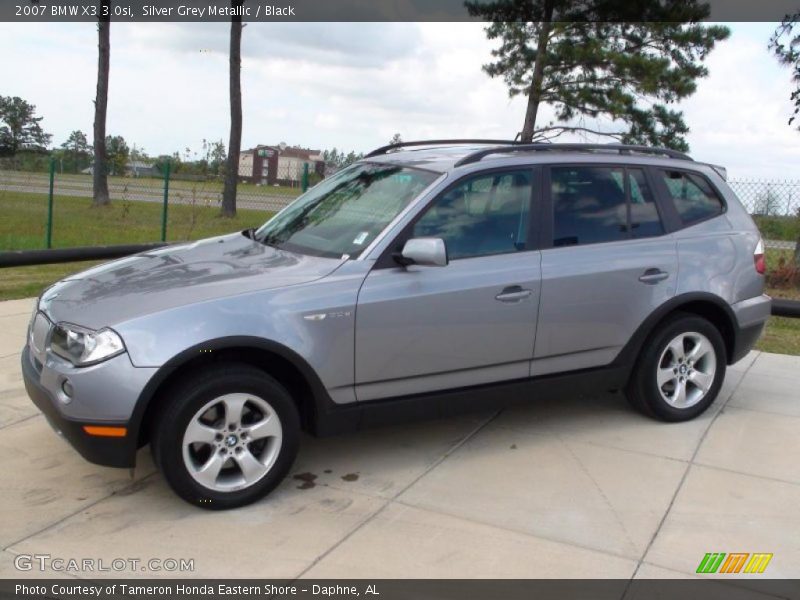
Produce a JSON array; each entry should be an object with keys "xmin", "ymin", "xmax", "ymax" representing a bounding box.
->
[
  {"xmin": 0, "ymin": 243, "xmax": 168, "ymax": 268},
  {"xmin": 772, "ymin": 298, "xmax": 800, "ymax": 318},
  {"xmin": 2, "ymin": 244, "xmax": 800, "ymax": 319}
]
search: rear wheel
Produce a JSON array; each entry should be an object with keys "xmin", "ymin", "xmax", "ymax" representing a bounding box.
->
[
  {"xmin": 152, "ymin": 364, "xmax": 300, "ymax": 509},
  {"xmin": 626, "ymin": 313, "xmax": 726, "ymax": 422}
]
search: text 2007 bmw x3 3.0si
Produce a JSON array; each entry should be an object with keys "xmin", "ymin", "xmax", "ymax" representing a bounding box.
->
[{"xmin": 22, "ymin": 141, "xmax": 771, "ymax": 509}]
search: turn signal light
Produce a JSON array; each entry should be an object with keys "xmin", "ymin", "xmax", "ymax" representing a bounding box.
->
[{"xmin": 82, "ymin": 425, "xmax": 127, "ymax": 437}]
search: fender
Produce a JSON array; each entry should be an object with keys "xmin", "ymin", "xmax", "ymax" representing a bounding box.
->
[
  {"xmin": 612, "ymin": 291, "xmax": 738, "ymax": 374},
  {"xmin": 128, "ymin": 336, "xmax": 338, "ymax": 444}
]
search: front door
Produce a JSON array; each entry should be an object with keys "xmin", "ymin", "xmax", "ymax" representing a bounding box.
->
[{"xmin": 355, "ymin": 168, "xmax": 541, "ymax": 401}]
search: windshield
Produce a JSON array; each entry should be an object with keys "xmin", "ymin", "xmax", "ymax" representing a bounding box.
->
[{"xmin": 255, "ymin": 163, "xmax": 439, "ymax": 259}]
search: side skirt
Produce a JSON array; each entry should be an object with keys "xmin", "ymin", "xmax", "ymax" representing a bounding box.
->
[{"xmin": 312, "ymin": 365, "xmax": 630, "ymax": 437}]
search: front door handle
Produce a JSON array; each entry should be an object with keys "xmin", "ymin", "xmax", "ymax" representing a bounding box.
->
[
  {"xmin": 638, "ymin": 268, "xmax": 669, "ymax": 285},
  {"xmin": 495, "ymin": 286, "xmax": 533, "ymax": 302}
]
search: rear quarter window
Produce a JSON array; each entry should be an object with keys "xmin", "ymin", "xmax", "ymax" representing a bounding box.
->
[{"xmin": 658, "ymin": 170, "xmax": 724, "ymax": 225}]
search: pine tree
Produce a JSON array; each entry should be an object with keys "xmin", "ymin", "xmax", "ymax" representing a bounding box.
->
[
  {"xmin": 465, "ymin": 0, "xmax": 729, "ymax": 150},
  {"xmin": 770, "ymin": 13, "xmax": 800, "ymax": 129}
]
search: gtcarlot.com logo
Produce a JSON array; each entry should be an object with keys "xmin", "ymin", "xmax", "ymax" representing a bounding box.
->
[
  {"xmin": 14, "ymin": 554, "xmax": 195, "ymax": 573},
  {"xmin": 696, "ymin": 552, "xmax": 773, "ymax": 574}
]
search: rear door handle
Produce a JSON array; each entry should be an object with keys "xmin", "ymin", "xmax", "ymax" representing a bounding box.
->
[
  {"xmin": 495, "ymin": 286, "xmax": 533, "ymax": 302},
  {"xmin": 638, "ymin": 268, "xmax": 669, "ymax": 284}
]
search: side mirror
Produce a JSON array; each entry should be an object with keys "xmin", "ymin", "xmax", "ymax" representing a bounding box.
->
[{"xmin": 395, "ymin": 237, "xmax": 448, "ymax": 267}]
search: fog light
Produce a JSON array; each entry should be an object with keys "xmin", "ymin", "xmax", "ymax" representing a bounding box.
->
[{"xmin": 61, "ymin": 379, "xmax": 74, "ymax": 399}]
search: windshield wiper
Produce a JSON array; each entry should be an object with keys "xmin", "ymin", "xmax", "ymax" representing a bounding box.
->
[{"xmin": 245, "ymin": 228, "xmax": 281, "ymax": 249}]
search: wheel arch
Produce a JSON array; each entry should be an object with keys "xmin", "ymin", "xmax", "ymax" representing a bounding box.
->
[
  {"xmin": 615, "ymin": 292, "xmax": 738, "ymax": 375},
  {"xmin": 130, "ymin": 337, "xmax": 335, "ymax": 449}
]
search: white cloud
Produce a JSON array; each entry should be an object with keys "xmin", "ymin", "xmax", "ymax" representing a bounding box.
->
[{"xmin": 0, "ymin": 21, "xmax": 797, "ymax": 179}]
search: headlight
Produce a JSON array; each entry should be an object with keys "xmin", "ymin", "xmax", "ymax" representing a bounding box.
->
[{"xmin": 50, "ymin": 323, "xmax": 125, "ymax": 366}]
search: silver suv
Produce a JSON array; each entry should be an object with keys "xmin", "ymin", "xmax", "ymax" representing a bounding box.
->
[{"xmin": 22, "ymin": 141, "xmax": 771, "ymax": 509}]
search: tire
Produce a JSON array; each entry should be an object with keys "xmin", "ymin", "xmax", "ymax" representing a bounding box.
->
[
  {"xmin": 626, "ymin": 312, "xmax": 727, "ymax": 422},
  {"xmin": 152, "ymin": 364, "xmax": 300, "ymax": 510}
]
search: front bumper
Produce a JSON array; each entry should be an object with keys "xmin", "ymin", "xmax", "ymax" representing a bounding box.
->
[{"xmin": 21, "ymin": 346, "xmax": 139, "ymax": 468}]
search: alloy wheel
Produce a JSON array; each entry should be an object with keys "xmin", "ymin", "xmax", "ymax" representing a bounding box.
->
[
  {"xmin": 656, "ymin": 331, "xmax": 717, "ymax": 409},
  {"xmin": 181, "ymin": 393, "xmax": 283, "ymax": 492}
]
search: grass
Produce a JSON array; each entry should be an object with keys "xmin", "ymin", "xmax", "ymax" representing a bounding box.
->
[
  {"xmin": 0, "ymin": 190, "xmax": 274, "ymax": 301},
  {"xmin": 0, "ymin": 261, "xmax": 106, "ymax": 301},
  {"xmin": 752, "ymin": 214, "xmax": 800, "ymax": 242},
  {"xmin": 756, "ymin": 317, "xmax": 800, "ymax": 355},
  {"xmin": 0, "ymin": 190, "xmax": 272, "ymax": 251}
]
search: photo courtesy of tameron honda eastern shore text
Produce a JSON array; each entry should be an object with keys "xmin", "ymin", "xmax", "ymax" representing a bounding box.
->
[{"xmin": 22, "ymin": 141, "xmax": 771, "ymax": 509}]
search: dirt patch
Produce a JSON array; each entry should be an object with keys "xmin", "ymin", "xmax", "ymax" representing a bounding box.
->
[{"xmin": 341, "ymin": 473, "xmax": 359, "ymax": 482}]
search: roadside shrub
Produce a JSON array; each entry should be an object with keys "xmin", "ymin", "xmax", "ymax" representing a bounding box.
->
[
  {"xmin": 766, "ymin": 256, "xmax": 800, "ymax": 289},
  {"xmin": 752, "ymin": 215, "xmax": 800, "ymax": 242}
]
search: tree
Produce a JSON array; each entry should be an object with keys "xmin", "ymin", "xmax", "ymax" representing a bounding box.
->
[
  {"xmin": 61, "ymin": 130, "xmax": 92, "ymax": 172},
  {"xmin": 221, "ymin": 0, "xmax": 245, "ymax": 217},
  {"xmin": 389, "ymin": 133, "xmax": 403, "ymax": 145},
  {"xmin": 0, "ymin": 95, "xmax": 51, "ymax": 156},
  {"xmin": 202, "ymin": 138, "xmax": 227, "ymax": 179},
  {"xmin": 322, "ymin": 147, "xmax": 363, "ymax": 171},
  {"xmin": 93, "ymin": 0, "xmax": 112, "ymax": 206},
  {"xmin": 770, "ymin": 13, "xmax": 800, "ymax": 129},
  {"xmin": 769, "ymin": 13, "xmax": 800, "ymax": 265},
  {"xmin": 465, "ymin": 0, "xmax": 729, "ymax": 149},
  {"xmin": 105, "ymin": 135, "xmax": 129, "ymax": 176}
]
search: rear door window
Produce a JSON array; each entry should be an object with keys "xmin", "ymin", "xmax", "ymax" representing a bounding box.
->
[{"xmin": 550, "ymin": 166, "xmax": 663, "ymax": 247}]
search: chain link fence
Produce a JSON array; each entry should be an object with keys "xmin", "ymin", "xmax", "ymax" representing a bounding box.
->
[
  {"xmin": 2, "ymin": 166, "xmax": 799, "ymax": 252},
  {"xmin": 728, "ymin": 179, "xmax": 800, "ymax": 218},
  {"xmin": 0, "ymin": 164, "xmax": 307, "ymax": 251}
]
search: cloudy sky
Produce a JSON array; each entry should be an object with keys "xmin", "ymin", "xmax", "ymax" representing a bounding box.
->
[{"xmin": 1, "ymin": 21, "xmax": 798, "ymax": 179}]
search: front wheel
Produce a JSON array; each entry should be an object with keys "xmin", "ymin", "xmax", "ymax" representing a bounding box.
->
[
  {"xmin": 152, "ymin": 364, "xmax": 300, "ymax": 510},
  {"xmin": 626, "ymin": 313, "xmax": 726, "ymax": 422}
]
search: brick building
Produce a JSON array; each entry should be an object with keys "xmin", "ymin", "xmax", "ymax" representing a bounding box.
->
[{"xmin": 238, "ymin": 144, "xmax": 324, "ymax": 186}]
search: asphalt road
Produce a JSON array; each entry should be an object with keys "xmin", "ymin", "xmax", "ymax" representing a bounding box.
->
[{"xmin": 0, "ymin": 172, "xmax": 295, "ymax": 213}]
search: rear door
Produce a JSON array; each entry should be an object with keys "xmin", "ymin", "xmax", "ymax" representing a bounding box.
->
[
  {"xmin": 355, "ymin": 168, "xmax": 542, "ymax": 401},
  {"xmin": 533, "ymin": 164, "xmax": 677, "ymax": 376}
]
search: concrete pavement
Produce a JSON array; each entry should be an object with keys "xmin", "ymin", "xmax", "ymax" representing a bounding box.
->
[{"xmin": 1, "ymin": 297, "xmax": 798, "ymax": 582}]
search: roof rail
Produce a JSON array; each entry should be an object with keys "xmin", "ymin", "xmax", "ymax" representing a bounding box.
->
[
  {"xmin": 365, "ymin": 139, "xmax": 521, "ymax": 158},
  {"xmin": 454, "ymin": 143, "xmax": 693, "ymax": 167}
]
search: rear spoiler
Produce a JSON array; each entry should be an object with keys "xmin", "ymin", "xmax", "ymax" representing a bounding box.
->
[{"xmin": 706, "ymin": 164, "xmax": 728, "ymax": 181}]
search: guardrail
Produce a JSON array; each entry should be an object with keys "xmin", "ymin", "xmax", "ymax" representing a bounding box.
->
[
  {"xmin": 0, "ymin": 243, "xmax": 168, "ymax": 268},
  {"xmin": 772, "ymin": 299, "xmax": 800, "ymax": 318}
]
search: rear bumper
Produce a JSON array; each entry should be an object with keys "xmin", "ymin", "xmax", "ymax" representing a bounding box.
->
[
  {"xmin": 21, "ymin": 348, "xmax": 137, "ymax": 468},
  {"xmin": 730, "ymin": 294, "xmax": 772, "ymax": 364},
  {"xmin": 731, "ymin": 321, "xmax": 766, "ymax": 364}
]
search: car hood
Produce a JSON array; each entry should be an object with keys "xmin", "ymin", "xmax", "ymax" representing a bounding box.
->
[{"xmin": 40, "ymin": 233, "xmax": 345, "ymax": 329}]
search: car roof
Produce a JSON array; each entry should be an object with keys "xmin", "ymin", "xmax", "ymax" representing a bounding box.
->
[{"xmin": 360, "ymin": 143, "xmax": 723, "ymax": 179}]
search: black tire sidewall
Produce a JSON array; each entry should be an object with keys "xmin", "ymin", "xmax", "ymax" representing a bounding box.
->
[
  {"xmin": 154, "ymin": 365, "xmax": 300, "ymax": 510},
  {"xmin": 632, "ymin": 314, "xmax": 727, "ymax": 422}
]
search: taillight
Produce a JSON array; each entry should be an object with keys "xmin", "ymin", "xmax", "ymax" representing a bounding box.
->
[{"xmin": 754, "ymin": 239, "xmax": 765, "ymax": 275}]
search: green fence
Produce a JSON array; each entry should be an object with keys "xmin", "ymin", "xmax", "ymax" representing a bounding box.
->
[
  {"xmin": 0, "ymin": 163, "xmax": 309, "ymax": 252},
  {"xmin": 4, "ymin": 164, "xmax": 799, "ymax": 253}
]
